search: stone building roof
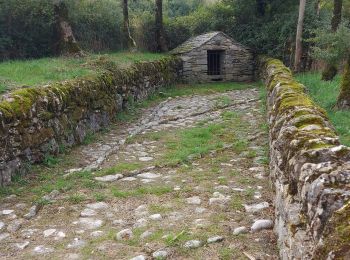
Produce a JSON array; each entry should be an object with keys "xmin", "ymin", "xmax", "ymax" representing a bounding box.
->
[{"xmin": 170, "ymin": 31, "xmax": 246, "ymax": 55}]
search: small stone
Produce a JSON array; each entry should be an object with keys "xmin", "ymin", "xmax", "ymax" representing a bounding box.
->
[
  {"xmin": 186, "ymin": 196, "xmax": 201, "ymax": 205},
  {"xmin": 0, "ymin": 221, "xmax": 5, "ymax": 230},
  {"xmin": 135, "ymin": 205, "xmax": 148, "ymax": 217},
  {"xmin": 94, "ymin": 174, "xmax": 123, "ymax": 182},
  {"xmin": 249, "ymin": 166, "xmax": 265, "ymax": 172},
  {"xmin": 233, "ymin": 226, "xmax": 248, "ymax": 235},
  {"xmin": 130, "ymin": 256, "xmax": 146, "ymax": 260},
  {"xmin": 90, "ymin": 231, "xmax": 104, "ymax": 237},
  {"xmin": 86, "ymin": 202, "xmax": 109, "ymax": 210},
  {"xmin": 195, "ymin": 207, "xmax": 207, "ymax": 214},
  {"xmin": 207, "ymin": 236, "xmax": 224, "ymax": 244},
  {"xmin": 153, "ymin": 250, "xmax": 168, "ymax": 259},
  {"xmin": 42, "ymin": 190, "xmax": 60, "ymax": 201},
  {"xmin": 0, "ymin": 233, "xmax": 10, "ymax": 241},
  {"xmin": 243, "ymin": 202, "xmax": 269, "ymax": 213},
  {"xmin": 121, "ymin": 177, "xmax": 137, "ymax": 181},
  {"xmin": 65, "ymin": 253, "xmax": 81, "ymax": 260},
  {"xmin": 116, "ymin": 229, "xmax": 133, "ymax": 240},
  {"xmin": 139, "ymin": 157, "xmax": 154, "ymax": 162},
  {"xmin": 7, "ymin": 219, "xmax": 23, "ymax": 233},
  {"xmin": 33, "ymin": 245, "xmax": 54, "ymax": 254},
  {"xmin": 2, "ymin": 210, "xmax": 14, "ymax": 215},
  {"xmin": 184, "ymin": 240, "xmax": 202, "ymax": 249},
  {"xmin": 133, "ymin": 218, "xmax": 148, "ymax": 228},
  {"xmin": 137, "ymin": 172, "xmax": 161, "ymax": 179},
  {"xmin": 78, "ymin": 218, "xmax": 103, "ymax": 230},
  {"xmin": 140, "ymin": 230, "xmax": 153, "ymax": 239},
  {"xmin": 24, "ymin": 205, "xmax": 40, "ymax": 220},
  {"xmin": 141, "ymin": 179, "xmax": 154, "ymax": 183},
  {"xmin": 149, "ymin": 214, "xmax": 162, "ymax": 221},
  {"xmin": 174, "ymin": 186, "xmax": 181, "ymax": 191},
  {"xmin": 15, "ymin": 241, "xmax": 30, "ymax": 250},
  {"xmin": 43, "ymin": 229, "xmax": 56, "ymax": 237},
  {"xmin": 214, "ymin": 185, "xmax": 230, "ymax": 191},
  {"xmin": 251, "ymin": 219, "xmax": 273, "ymax": 232},
  {"xmin": 209, "ymin": 197, "xmax": 230, "ymax": 206},
  {"xmin": 112, "ymin": 219, "xmax": 126, "ymax": 226},
  {"xmin": 67, "ymin": 238, "xmax": 86, "ymax": 248},
  {"xmin": 55, "ymin": 231, "xmax": 66, "ymax": 240},
  {"xmin": 80, "ymin": 208, "xmax": 97, "ymax": 217}
]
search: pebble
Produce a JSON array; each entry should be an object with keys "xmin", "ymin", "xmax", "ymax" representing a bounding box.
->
[
  {"xmin": 7, "ymin": 219, "xmax": 23, "ymax": 233},
  {"xmin": 55, "ymin": 231, "xmax": 66, "ymax": 240},
  {"xmin": 43, "ymin": 229, "xmax": 56, "ymax": 237},
  {"xmin": 141, "ymin": 179, "xmax": 154, "ymax": 184},
  {"xmin": 186, "ymin": 196, "xmax": 201, "ymax": 205},
  {"xmin": 90, "ymin": 230, "xmax": 104, "ymax": 237},
  {"xmin": 86, "ymin": 202, "xmax": 109, "ymax": 210},
  {"xmin": 67, "ymin": 238, "xmax": 86, "ymax": 249},
  {"xmin": 33, "ymin": 245, "xmax": 54, "ymax": 254},
  {"xmin": 80, "ymin": 208, "xmax": 97, "ymax": 217},
  {"xmin": 174, "ymin": 186, "xmax": 181, "ymax": 191},
  {"xmin": 24, "ymin": 205, "xmax": 40, "ymax": 220},
  {"xmin": 209, "ymin": 196, "xmax": 230, "ymax": 206},
  {"xmin": 251, "ymin": 219, "xmax": 273, "ymax": 232},
  {"xmin": 0, "ymin": 233, "xmax": 10, "ymax": 241},
  {"xmin": 2, "ymin": 209, "xmax": 14, "ymax": 215},
  {"xmin": 195, "ymin": 207, "xmax": 207, "ymax": 214},
  {"xmin": 139, "ymin": 157, "xmax": 154, "ymax": 162},
  {"xmin": 133, "ymin": 218, "xmax": 148, "ymax": 228},
  {"xmin": 149, "ymin": 214, "xmax": 162, "ymax": 221},
  {"xmin": 15, "ymin": 241, "xmax": 30, "ymax": 250},
  {"xmin": 153, "ymin": 250, "xmax": 168, "ymax": 258},
  {"xmin": 121, "ymin": 177, "xmax": 138, "ymax": 181},
  {"xmin": 184, "ymin": 240, "xmax": 202, "ymax": 249},
  {"xmin": 140, "ymin": 230, "xmax": 153, "ymax": 239},
  {"xmin": 135, "ymin": 205, "xmax": 148, "ymax": 217},
  {"xmin": 207, "ymin": 235, "xmax": 224, "ymax": 244},
  {"xmin": 243, "ymin": 202, "xmax": 269, "ymax": 213},
  {"xmin": 233, "ymin": 226, "xmax": 248, "ymax": 235},
  {"xmin": 116, "ymin": 229, "xmax": 133, "ymax": 240},
  {"xmin": 130, "ymin": 256, "xmax": 146, "ymax": 260},
  {"xmin": 137, "ymin": 172, "xmax": 161, "ymax": 179},
  {"xmin": 78, "ymin": 218, "xmax": 103, "ymax": 230},
  {"xmin": 94, "ymin": 174, "xmax": 123, "ymax": 182}
]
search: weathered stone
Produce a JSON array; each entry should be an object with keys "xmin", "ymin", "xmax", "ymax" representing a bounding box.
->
[
  {"xmin": 94, "ymin": 174, "xmax": 123, "ymax": 182},
  {"xmin": 2, "ymin": 209, "xmax": 14, "ymax": 215},
  {"xmin": 140, "ymin": 230, "xmax": 153, "ymax": 239},
  {"xmin": 116, "ymin": 229, "xmax": 133, "ymax": 240},
  {"xmin": 15, "ymin": 241, "xmax": 30, "ymax": 250},
  {"xmin": 86, "ymin": 202, "xmax": 108, "ymax": 210},
  {"xmin": 233, "ymin": 226, "xmax": 248, "ymax": 235},
  {"xmin": 67, "ymin": 238, "xmax": 86, "ymax": 248},
  {"xmin": 43, "ymin": 229, "xmax": 56, "ymax": 237},
  {"xmin": 243, "ymin": 202, "xmax": 269, "ymax": 213},
  {"xmin": 0, "ymin": 221, "xmax": 5, "ymax": 230},
  {"xmin": 184, "ymin": 240, "xmax": 202, "ymax": 249},
  {"xmin": 137, "ymin": 172, "xmax": 161, "ymax": 179},
  {"xmin": 207, "ymin": 236, "xmax": 224, "ymax": 244},
  {"xmin": 78, "ymin": 218, "xmax": 103, "ymax": 230},
  {"xmin": 129, "ymin": 256, "xmax": 146, "ymax": 260},
  {"xmin": 33, "ymin": 245, "xmax": 54, "ymax": 254},
  {"xmin": 149, "ymin": 214, "xmax": 162, "ymax": 221},
  {"xmin": 251, "ymin": 219, "xmax": 273, "ymax": 233},
  {"xmin": 0, "ymin": 233, "xmax": 10, "ymax": 241},
  {"xmin": 90, "ymin": 230, "xmax": 104, "ymax": 237},
  {"xmin": 186, "ymin": 196, "xmax": 201, "ymax": 205},
  {"xmin": 24, "ymin": 205, "xmax": 40, "ymax": 220},
  {"xmin": 7, "ymin": 219, "xmax": 23, "ymax": 233},
  {"xmin": 152, "ymin": 250, "xmax": 168, "ymax": 259}
]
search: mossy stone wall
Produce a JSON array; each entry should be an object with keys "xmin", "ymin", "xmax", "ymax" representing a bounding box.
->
[
  {"xmin": 0, "ymin": 57, "xmax": 182, "ymax": 186},
  {"xmin": 260, "ymin": 57, "xmax": 350, "ymax": 259}
]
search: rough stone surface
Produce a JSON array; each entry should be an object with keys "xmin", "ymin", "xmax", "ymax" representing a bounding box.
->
[
  {"xmin": 261, "ymin": 57, "xmax": 350, "ymax": 259},
  {"xmin": 251, "ymin": 219, "xmax": 273, "ymax": 233},
  {"xmin": 207, "ymin": 236, "xmax": 224, "ymax": 244},
  {"xmin": 233, "ymin": 226, "xmax": 248, "ymax": 235},
  {"xmin": 183, "ymin": 240, "xmax": 202, "ymax": 249},
  {"xmin": 78, "ymin": 218, "xmax": 103, "ymax": 230},
  {"xmin": 94, "ymin": 174, "xmax": 123, "ymax": 182},
  {"xmin": 116, "ymin": 229, "xmax": 133, "ymax": 240}
]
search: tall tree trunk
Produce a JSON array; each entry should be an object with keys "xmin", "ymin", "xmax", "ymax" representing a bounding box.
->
[
  {"xmin": 122, "ymin": 0, "xmax": 136, "ymax": 50},
  {"xmin": 336, "ymin": 54, "xmax": 350, "ymax": 109},
  {"xmin": 322, "ymin": 0, "xmax": 343, "ymax": 81},
  {"xmin": 294, "ymin": 0, "xmax": 306, "ymax": 72},
  {"xmin": 155, "ymin": 0, "xmax": 168, "ymax": 52},
  {"xmin": 53, "ymin": 0, "xmax": 83, "ymax": 56},
  {"xmin": 256, "ymin": 0, "xmax": 267, "ymax": 16}
]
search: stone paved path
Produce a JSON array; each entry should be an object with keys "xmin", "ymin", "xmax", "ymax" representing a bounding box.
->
[{"xmin": 0, "ymin": 86, "xmax": 278, "ymax": 259}]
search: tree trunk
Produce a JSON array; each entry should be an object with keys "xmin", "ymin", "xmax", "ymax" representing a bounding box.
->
[
  {"xmin": 53, "ymin": 0, "xmax": 83, "ymax": 57},
  {"xmin": 336, "ymin": 54, "xmax": 350, "ymax": 109},
  {"xmin": 155, "ymin": 0, "xmax": 168, "ymax": 52},
  {"xmin": 322, "ymin": 0, "xmax": 343, "ymax": 81},
  {"xmin": 294, "ymin": 0, "xmax": 306, "ymax": 72},
  {"xmin": 122, "ymin": 0, "xmax": 136, "ymax": 50},
  {"xmin": 256, "ymin": 0, "xmax": 267, "ymax": 16}
]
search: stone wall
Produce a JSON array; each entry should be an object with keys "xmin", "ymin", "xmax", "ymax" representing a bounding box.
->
[
  {"xmin": 260, "ymin": 57, "xmax": 350, "ymax": 259},
  {"xmin": 180, "ymin": 34, "xmax": 254, "ymax": 83},
  {"xmin": 0, "ymin": 57, "xmax": 182, "ymax": 186}
]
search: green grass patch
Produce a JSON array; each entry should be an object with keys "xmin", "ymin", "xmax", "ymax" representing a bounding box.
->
[
  {"xmin": 95, "ymin": 162, "xmax": 141, "ymax": 177},
  {"xmin": 0, "ymin": 51, "xmax": 166, "ymax": 92},
  {"xmin": 296, "ymin": 72, "xmax": 350, "ymax": 146}
]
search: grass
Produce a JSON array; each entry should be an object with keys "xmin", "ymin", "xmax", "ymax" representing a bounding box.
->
[
  {"xmin": 296, "ymin": 72, "xmax": 350, "ymax": 146},
  {"xmin": 111, "ymin": 185, "xmax": 172, "ymax": 198},
  {"xmin": 0, "ymin": 51, "xmax": 166, "ymax": 93}
]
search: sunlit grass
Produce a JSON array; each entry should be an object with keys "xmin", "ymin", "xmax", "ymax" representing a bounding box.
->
[{"xmin": 296, "ymin": 72, "xmax": 350, "ymax": 146}]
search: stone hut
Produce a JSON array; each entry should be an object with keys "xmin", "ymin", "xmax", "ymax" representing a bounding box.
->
[{"xmin": 171, "ymin": 31, "xmax": 254, "ymax": 83}]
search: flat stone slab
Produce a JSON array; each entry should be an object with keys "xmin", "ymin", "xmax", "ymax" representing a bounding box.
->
[
  {"xmin": 78, "ymin": 218, "xmax": 103, "ymax": 230},
  {"xmin": 243, "ymin": 202, "xmax": 269, "ymax": 213},
  {"xmin": 86, "ymin": 202, "xmax": 109, "ymax": 210},
  {"xmin": 137, "ymin": 172, "xmax": 161, "ymax": 179},
  {"xmin": 94, "ymin": 174, "xmax": 123, "ymax": 182}
]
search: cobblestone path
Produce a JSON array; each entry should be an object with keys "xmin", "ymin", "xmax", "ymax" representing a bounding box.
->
[{"xmin": 0, "ymin": 85, "xmax": 278, "ymax": 259}]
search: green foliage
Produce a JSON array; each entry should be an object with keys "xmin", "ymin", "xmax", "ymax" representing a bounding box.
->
[{"xmin": 310, "ymin": 23, "xmax": 350, "ymax": 66}]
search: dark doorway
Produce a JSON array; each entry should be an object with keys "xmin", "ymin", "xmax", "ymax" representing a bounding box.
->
[{"xmin": 207, "ymin": 50, "xmax": 224, "ymax": 75}]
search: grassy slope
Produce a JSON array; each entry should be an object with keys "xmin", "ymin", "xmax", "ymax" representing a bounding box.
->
[
  {"xmin": 296, "ymin": 72, "xmax": 350, "ymax": 146},
  {"xmin": 0, "ymin": 52, "xmax": 167, "ymax": 93}
]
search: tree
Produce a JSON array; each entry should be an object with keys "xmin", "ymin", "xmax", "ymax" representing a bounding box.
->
[
  {"xmin": 294, "ymin": 0, "xmax": 307, "ymax": 72},
  {"xmin": 155, "ymin": 0, "xmax": 168, "ymax": 52},
  {"xmin": 122, "ymin": 0, "xmax": 136, "ymax": 50},
  {"xmin": 337, "ymin": 54, "xmax": 350, "ymax": 109},
  {"xmin": 53, "ymin": 0, "xmax": 83, "ymax": 56},
  {"xmin": 322, "ymin": 0, "xmax": 343, "ymax": 81}
]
